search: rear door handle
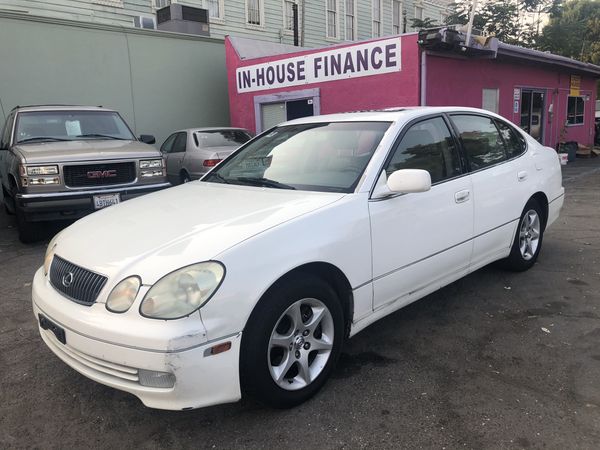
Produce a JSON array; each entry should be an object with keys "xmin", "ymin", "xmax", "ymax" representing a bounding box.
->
[
  {"xmin": 518, "ymin": 171, "xmax": 528, "ymax": 181},
  {"xmin": 454, "ymin": 190, "xmax": 470, "ymax": 203}
]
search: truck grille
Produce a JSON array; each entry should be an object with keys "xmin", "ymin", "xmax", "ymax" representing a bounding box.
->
[
  {"xmin": 49, "ymin": 255, "xmax": 108, "ymax": 305},
  {"xmin": 64, "ymin": 162, "xmax": 136, "ymax": 187}
]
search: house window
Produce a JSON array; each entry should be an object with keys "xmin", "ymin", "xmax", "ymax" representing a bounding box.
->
[
  {"xmin": 392, "ymin": 0, "xmax": 402, "ymax": 34},
  {"xmin": 247, "ymin": 0, "xmax": 262, "ymax": 26},
  {"xmin": 284, "ymin": 0, "xmax": 295, "ymax": 31},
  {"xmin": 415, "ymin": 5, "xmax": 423, "ymax": 20},
  {"xmin": 567, "ymin": 96, "xmax": 585, "ymax": 125},
  {"xmin": 154, "ymin": 0, "xmax": 170, "ymax": 8},
  {"xmin": 372, "ymin": 0, "xmax": 382, "ymax": 37},
  {"xmin": 133, "ymin": 15, "xmax": 156, "ymax": 29},
  {"xmin": 345, "ymin": 0, "xmax": 356, "ymax": 40},
  {"xmin": 326, "ymin": 0, "xmax": 338, "ymax": 39},
  {"xmin": 206, "ymin": 0, "xmax": 223, "ymax": 20}
]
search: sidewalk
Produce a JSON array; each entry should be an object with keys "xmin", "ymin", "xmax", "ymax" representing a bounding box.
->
[{"xmin": 561, "ymin": 155, "xmax": 600, "ymax": 181}]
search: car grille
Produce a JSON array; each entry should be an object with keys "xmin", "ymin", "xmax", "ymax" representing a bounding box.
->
[
  {"xmin": 49, "ymin": 255, "xmax": 108, "ymax": 306},
  {"xmin": 63, "ymin": 162, "xmax": 136, "ymax": 187}
]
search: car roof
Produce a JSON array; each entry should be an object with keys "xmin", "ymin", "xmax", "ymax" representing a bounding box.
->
[
  {"xmin": 280, "ymin": 106, "xmax": 504, "ymax": 126},
  {"xmin": 177, "ymin": 127, "xmax": 251, "ymax": 133},
  {"xmin": 13, "ymin": 105, "xmax": 115, "ymax": 113}
]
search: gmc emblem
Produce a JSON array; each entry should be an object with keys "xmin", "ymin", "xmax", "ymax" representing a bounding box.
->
[{"xmin": 87, "ymin": 170, "xmax": 117, "ymax": 179}]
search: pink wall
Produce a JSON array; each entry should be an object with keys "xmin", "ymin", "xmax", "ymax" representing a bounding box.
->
[
  {"xmin": 425, "ymin": 54, "xmax": 598, "ymax": 147},
  {"xmin": 226, "ymin": 35, "xmax": 421, "ymax": 134}
]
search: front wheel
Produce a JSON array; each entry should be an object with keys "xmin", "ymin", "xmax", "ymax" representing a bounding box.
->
[
  {"xmin": 240, "ymin": 274, "xmax": 344, "ymax": 408},
  {"xmin": 500, "ymin": 198, "xmax": 545, "ymax": 271}
]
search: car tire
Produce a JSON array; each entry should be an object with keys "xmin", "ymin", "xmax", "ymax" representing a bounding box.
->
[
  {"xmin": 240, "ymin": 273, "xmax": 344, "ymax": 409},
  {"xmin": 180, "ymin": 171, "xmax": 191, "ymax": 184},
  {"xmin": 500, "ymin": 198, "xmax": 545, "ymax": 272}
]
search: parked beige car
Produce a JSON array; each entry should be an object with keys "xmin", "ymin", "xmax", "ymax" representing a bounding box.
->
[
  {"xmin": 0, "ymin": 105, "xmax": 169, "ymax": 242},
  {"xmin": 161, "ymin": 127, "xmax": 252, "ymax": 184}
]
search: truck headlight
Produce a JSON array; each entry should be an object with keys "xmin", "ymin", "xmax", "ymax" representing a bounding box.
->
[
  {"xmin": 106, "ymin": 276, "xmax": 141, "ymax": 313},
  {"xmin": 140, "ymin": 159, "xmax": 163, "ymax": 169},
  {"xmin": 140, "ymin": 262, "xmax": 225, "ymax": 320},
  {"xmin": 25, "ymin": 165, "xmax": 59, "ymax": 176}
]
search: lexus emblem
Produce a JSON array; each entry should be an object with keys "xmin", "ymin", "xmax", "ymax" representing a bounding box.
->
[{"xmin": 62, "ymin": 272, "xmax": 74, "ymax": 288}]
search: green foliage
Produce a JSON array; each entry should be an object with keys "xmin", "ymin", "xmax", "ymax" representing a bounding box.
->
[
  {"xmin": 410, "ymin": 17, "xmax": 439, "ymax": 29},
  {"xmin": 540, "ymin": 0, "xmax": 600, "ymax": 65}
]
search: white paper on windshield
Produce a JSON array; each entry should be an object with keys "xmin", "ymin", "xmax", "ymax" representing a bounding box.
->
[{"xmin": 65, "ymin": 120, "xmax": 82, "ymax": 136}]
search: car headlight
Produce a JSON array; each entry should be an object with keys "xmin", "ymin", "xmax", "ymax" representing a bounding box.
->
[
  {"xmin": 106, "ymin": 276, "xmax": 141, "ymax": 313},
  {"xmin": 43, "ymin": 233, "xmax": 61, "ymax": 276},
  {"xmin": 140, "ymin": 262, "xmax": 225, "ymax": 320},
  {"xmin": 140, "ymin": 159, "xmax": 163, "ymax": 169}
]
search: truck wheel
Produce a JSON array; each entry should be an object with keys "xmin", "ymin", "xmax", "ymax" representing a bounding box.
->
[{"xmin": 180, "ymin": 171, "xmax": 191, "ymax": 184}]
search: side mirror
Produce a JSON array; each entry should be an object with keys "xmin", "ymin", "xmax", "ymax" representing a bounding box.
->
[
  {"xmin": 139, "ymin": 134, "xmax": 156, "ymax": 145},
  {"xmin": 387, "ymin": 169, "xmax": 431, "ymax": 194}
]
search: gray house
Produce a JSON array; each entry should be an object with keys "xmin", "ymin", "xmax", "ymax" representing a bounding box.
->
[{"xmin": 0, "ymin": 0, "xmax": 453, "ymax": 47}]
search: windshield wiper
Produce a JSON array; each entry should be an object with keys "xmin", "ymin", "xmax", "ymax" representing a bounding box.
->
[
  {"xmin": 235, "ymin": 176, "xmax": 296, "ymax": 190},
  {"xmin": 17, "ymin": 137, "xmax": 70, "ymax": 144},
  {"xmin": 206, "ymin": 172, "xmax": 231, "ymax": 184},
  {"xmin": 76, "ymin": 134, "xmax": 127, "ymax": 140}
]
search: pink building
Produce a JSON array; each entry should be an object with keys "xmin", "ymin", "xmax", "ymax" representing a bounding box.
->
[{"xmin": 226, "ymin": 32, "xmax": 600, "ymax": 148}]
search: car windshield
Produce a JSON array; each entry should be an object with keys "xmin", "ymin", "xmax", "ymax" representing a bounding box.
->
[
  {"xmin": 204, "ymin": 121, "xmax": 391, "ymax": 193},
  {"xmin": 194, "ymin": 130, "xmax": 251, "ymax": 148},
  {"xmin": 15, "ymin": 110, "xmax": 135, "ymax": 144}
]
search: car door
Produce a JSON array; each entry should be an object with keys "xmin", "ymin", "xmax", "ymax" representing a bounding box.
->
[
  {"xmin": 163, "ymin": 132, "xmax": 186, "ymax": 179},
  {"xmin": 449, "ymin": 114, "xmax": 529, "ymax": 270},
  {"xmin": 369, "ymin": 116, "xmax": 474, "ymax": 310}
]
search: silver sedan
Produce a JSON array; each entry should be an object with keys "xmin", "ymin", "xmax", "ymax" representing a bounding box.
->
[{"xmin": 160, "ymin": 127, "xmax": 252, "ymax": 184}]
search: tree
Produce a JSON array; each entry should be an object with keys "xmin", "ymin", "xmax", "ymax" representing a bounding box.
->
[
  {"xmin": 410, "ymin": 17, "xmax": 439, "ymax": 29},
  {"xmin": 540, "ymin": 0, "xmax": 600, "ymax": 65}
]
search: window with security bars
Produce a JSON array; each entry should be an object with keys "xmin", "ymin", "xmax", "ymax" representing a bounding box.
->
[
  {"xmin": 284, "ymin": 0, "xmax": 296, "ymax": 31},
  {"xmin": 247, "ymin": 0, "xmax": 262, "ymax": 25},
  {"xmin": 154, "ymin": 0, "xmax": 170, "ymax": 8},
  {"xmin": 326, "ymin": 0, "xmax": 338, "ymax": 38},
  {"xmin": 392, "ymin": 0, "xmax": 402, "ymax": 34},
  {"xmin": 206, "ymin": 0, "xmax": 222, "ymax": 19},
  {"xmin": 372, "ymin": 0, "xmax": 381, "ymax": 37},
  {"xmin": 345, "ymin": 0, "xmax": 355, "ymax": 40},
  {"xmin": 567, "ymin": 96, "xmax": 585, "ymax": 125}
]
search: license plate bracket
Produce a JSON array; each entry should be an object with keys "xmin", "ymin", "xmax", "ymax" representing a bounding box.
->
[
  {"xmin": 93, "ymin": 193, "xmax": 120, "ymax": 210},
  {"xmin": 38, "ymin": 314, "xmax": 66, "ymax": 344}
]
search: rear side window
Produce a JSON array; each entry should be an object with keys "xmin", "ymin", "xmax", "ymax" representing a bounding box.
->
[
  {"xmin": 495, "ymin": 120, "xmax": 526, "ymax": 159},
  {"xmin": 385, "ymin": 117, "xmax": 462, "ymax": 184},
  {"xmin": 451, "ymin": 115, "xmax": 507, "ymax": 171},
  {"xmin": 172, "ymin": 132, "xmax": 187, "ymax": 153}
]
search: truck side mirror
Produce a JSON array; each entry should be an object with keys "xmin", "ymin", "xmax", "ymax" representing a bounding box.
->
[{"xmin": 139, "ymin": 135, "xmax": 156, "ymax": 145}]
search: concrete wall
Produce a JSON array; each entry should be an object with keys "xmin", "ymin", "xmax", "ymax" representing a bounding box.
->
[
  {"xmin": 0, "ymin": 11, "xmax": 230, "ymax": 147},
  {"xmin": 426, "ymin": 54, "xmax": 598, "ymax": 148}
]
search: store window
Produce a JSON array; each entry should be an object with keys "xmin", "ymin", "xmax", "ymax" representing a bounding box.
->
[
  {"xmin": 567, "ymin": 96, "xmax": 585, "ymax": 125},
  {"xmin": 206, "ymin": 0, "xmax": 224, "ymax": 20},
  {"xmin": 482, "ymin": 88, "xmax": 499, "ymax": 113},
  {"xmin": 326, "ymin": 0, "xmax": 338, "ymax": 39},
  {"xmin": 372, "ymin": 0, "xmax": 382, "ymax": 37}
]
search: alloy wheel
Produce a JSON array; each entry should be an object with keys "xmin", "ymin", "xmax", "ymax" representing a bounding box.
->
[{"xmin": 519, "ymin": 209, "xmax": 541, "ymax": 260}]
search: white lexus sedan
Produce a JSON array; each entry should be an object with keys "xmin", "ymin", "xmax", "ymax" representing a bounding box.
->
[{"xmin": 32, "ymin": 107, "xmax": 564, "ymax": 410}]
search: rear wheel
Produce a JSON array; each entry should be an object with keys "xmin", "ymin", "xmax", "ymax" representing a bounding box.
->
[
  {"xmin": 500, "ymin": 198, "xmax": 545, "ymax": 271},
  {"xmin": 240, "ymin": 274, "xmax": 344, "ymax": 408},
  {"xmin": 180, "ymin": 171, "xmax": 191, "ymax": 184}
]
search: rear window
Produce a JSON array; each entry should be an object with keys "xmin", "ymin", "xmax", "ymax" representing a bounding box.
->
[{"xmin": 194, "ymin": 130, "xmax": 251, "ymax": 148}]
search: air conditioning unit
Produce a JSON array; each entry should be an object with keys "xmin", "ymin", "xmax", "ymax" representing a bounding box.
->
[
  {"xmin": 133, "ymin": 15, "xmax": 156, "ymax": 30},
  {"xmin": 156, "ymin": 4, "xmax": 210, "ymax": 36}
]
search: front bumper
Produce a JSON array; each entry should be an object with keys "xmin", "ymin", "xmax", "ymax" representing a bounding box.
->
[
  {"xmin": 17, "ymin": 182, "xmax": 171, "ymax": 221},
  {"xmin": 32, "ymin": 268, "xmax": 242, "ymax": 410}
]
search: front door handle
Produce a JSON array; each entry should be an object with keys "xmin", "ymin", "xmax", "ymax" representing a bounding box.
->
[
  {"xmin": 454, "ymin": 190, "xmax": 470, "ymax": 203},
  {"xmin": 518, "ymin": 171, "xmax": 528, "ymax": 181}
]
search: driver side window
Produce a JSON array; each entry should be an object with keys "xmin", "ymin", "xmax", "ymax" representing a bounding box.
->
[
  {"xmin": 386, "ymin": 117, "xmax": 462, "ymax": 184},
  {"xmin": 160, "ymin": 133, "xmax": 177, "ymax": 154}
]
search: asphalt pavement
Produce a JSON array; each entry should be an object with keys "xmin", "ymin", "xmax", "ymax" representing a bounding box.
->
[{"xmin": 1, "ymin": 158, "xmax": 599, "ymax": 449}]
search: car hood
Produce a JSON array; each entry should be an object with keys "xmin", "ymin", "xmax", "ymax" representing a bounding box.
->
[
  {"xmin": 14, "ymin": 140, "xmax": 160, "ymax": 163},
  {"xmin": 53, "ymin": 182, "xmax": 345, "ymax": 284}
]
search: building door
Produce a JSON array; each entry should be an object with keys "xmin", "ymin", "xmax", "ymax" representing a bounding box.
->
[
  {"xmin": 259, "ymin": 98, "xmax": 315, "ymax": 132},
  {"xmin": 520, "ymin": 90, "xmax": 545, "ymax": 143}
]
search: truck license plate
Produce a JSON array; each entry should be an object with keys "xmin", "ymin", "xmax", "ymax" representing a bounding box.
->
[{"xmin": 93, "ymin": 193, "xmax": 120, "ymax": 210}]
